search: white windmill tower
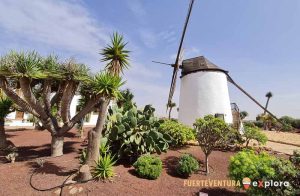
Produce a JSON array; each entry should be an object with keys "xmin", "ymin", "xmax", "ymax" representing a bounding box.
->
[
  {"xmin": 154, "ymin": 0, "xmax": 283, "ymax": 128},
  {"xmin": 178, "ymin": 56, "xmax": 233, "ymax": 126}
]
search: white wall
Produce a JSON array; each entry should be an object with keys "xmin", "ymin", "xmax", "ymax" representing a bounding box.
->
[{"xmin": 178, "ymin": 71, "xmax": 233, "ymax": 126}]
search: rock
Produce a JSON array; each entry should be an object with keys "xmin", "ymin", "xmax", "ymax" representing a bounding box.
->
[
  {"xmin": 199, "ymin": 192, "xmax": 208, "ymax": 196},
  {"xmin": 76, "ymin": 164, "xmax": 92, "ymax": 182},
  {"xmin": 66, "ymin": 179, "xmax": 77, "ymax": 185},
  {"xmin": 78, "ymin": 187, "xmax": 83, "ymax": 193},
  {"xmin": 53, "ymin": 188, "xmax": 61, "ymax": 195},
  {"xmin": 69, "ymin": 187, "xmax": 78, "ymax": 195}
]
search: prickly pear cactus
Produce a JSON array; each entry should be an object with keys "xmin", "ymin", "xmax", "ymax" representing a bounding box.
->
[{"xmin": 104, "ymin": 104, "xmax": 171, "ymax": 160}]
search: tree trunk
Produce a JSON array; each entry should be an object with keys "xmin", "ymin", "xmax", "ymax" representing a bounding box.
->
[
  {"xmin": 0, "ymin": 118, "xmax": 7, "ymax": 149},
  {"xmin": 51, "ymin": 135, "xmax": 64, "ymax": 157},
  {"xmin": 205, "ymin": 154, "xmax": 209, "ymax": 175},
  {"xmin": 86, "ymin": 99, "xmax": 109, "ymax": 166}
]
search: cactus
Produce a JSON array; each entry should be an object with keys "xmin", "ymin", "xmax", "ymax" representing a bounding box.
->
[{"xmin": 104, "ymin": 104, "xmax": 171, "ymax": 160}]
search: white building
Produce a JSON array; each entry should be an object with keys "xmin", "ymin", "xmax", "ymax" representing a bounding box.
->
[{"xmin": 6, "ymin": 95, "xmax": 99, "ymax": 126}]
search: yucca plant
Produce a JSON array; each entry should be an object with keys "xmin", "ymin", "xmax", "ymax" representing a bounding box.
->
[
  {"xmin": 92, "ymin": 153, "xmax": 116, "ymax": 180},
  {"xmin": 85, "ymin": 72, "xmax": 125, "ymax": 165},
  {"xmin": 101, "ymin": 32, "xmax": 130, "ymax": 76}
]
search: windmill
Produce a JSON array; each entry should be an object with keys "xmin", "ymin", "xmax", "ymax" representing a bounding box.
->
[{"xmin": 154, "ymin": 0, "xmax": 283, "ymax": 128}]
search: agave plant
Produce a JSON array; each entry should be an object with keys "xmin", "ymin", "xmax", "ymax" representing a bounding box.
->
[{"xmin": 92, "ymin": 153, "xmax": 116, "ymax": 179}]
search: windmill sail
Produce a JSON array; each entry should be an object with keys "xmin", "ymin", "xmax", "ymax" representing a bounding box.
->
[{"xmin": 167, "ymin": 0, "xmax": 195, "ymax": 109}]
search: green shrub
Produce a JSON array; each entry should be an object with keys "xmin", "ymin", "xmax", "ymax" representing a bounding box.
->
[
  {"xmin": 253, "ymin": 120, "xmax": 264, "ymax": 128},
  {"xmin": 270, "ymin": 158, "xmax": 299, "ymax": 195},
  {"xmin": 229, "ymin": 150, "xmax": 299, "ymax": 196},
  {"xmin": 133, "ymin": 155, "xmax": 162, "ymax": 180},
  {"xmin": 243, "ymin": 121, "xmax": 256, "ymax": 128},
  {"xmin": 292, "ymin": 119, "xmax": 300, "ymax": 129},
  {"xmin": 176, "ymin": 154, "xmax": 199, "ymax": 177},
  {"xmin": 92, "ymin": 153, "xmax": 116, "ymax": 179},
  {"xmin": 243, "ymin": 125, "xmax": 267, "ymax": 147},
  {"xmin": 104, "ymin": 105, "xmax": 171, "ymax": 161},
  {"xmin": 229, "ymin": 150, "xmax": 275, "ymax": 195},
  {"xmin": 280, "ymin": 116, "xmax": 295, "ymax": 125},
  {"xmin": 159, "ymin": 120, "xmax": 195, "ymax": 146},
  {"xmin": 280, "ymin": 123, "xmax": 294, "ymax": 132},
  {"xmin": 290, "ymin": 150, "xmax": 300, "ymax": 167}
]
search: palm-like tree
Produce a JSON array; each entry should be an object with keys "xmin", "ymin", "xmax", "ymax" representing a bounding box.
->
[
  {"xmin": 0, "ymin": 51, "xmax": 109, "ymax": 156},
  {"xmin": 101, "ymin": 32, "xmax": 130, "ymax": 76},
  {"xmin": 0, "ymin": 95, "xmax": 14, "ymax": 148},
  {"xmin": 167, "ymin": 102, "xmax": 176, "ymax": 119},
  {"xmin": 86, "ymin": 73, "xmax": 124, "ymax": 166},
  {"xmin": 263, "ymin": 92, "xmax": 273, "ymax": 115}
]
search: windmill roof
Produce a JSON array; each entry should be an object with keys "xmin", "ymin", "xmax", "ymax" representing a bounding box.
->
[{"xmin": 181, "ymin": 56, "xmax": 227, "ymax": 77}]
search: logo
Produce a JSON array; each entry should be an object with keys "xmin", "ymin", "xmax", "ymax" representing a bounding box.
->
[
  {"xmin": 241, "ymin": 177, "xmax": 290, "ymax": 190},
  {"xmin": 242, "ymin": 177, "xmax": 251, "ymax": 190}
]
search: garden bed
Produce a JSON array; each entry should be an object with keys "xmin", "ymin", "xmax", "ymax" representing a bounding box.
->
[{"xmin": 0, "ymin": 128, "xmax": 245, "ymax": 196}]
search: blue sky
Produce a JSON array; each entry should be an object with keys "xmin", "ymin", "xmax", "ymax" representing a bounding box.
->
[{"xmin": 0, "ymin": 0, "xmax": 299, "ymax": 119}]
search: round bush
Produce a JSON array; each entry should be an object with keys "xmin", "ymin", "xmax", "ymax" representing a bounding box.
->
[
  {"xmin": 133, "ymin": 155, "xmax": 162, "ymax": 180},
  {"xmin": 176, "ymin": 154, "xmax": 199, "ymax": 177},
  {"xmin": 159, "ymin": 120, "xmax": 195, "ymax": 146}
]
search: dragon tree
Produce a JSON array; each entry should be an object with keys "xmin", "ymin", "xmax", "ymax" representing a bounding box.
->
[{"xmin": 0, "ymin": 51, "xmax": 124, "ymax": 156}]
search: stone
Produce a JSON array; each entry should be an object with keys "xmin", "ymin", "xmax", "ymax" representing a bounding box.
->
[
  {"xmin": 69, "ymin": 187, "xmax": 78, "ymax": 195},
  {"xmin": 78, "ymin": 187, "xmax": 83, "ymax": 193},
  {"xmin": 53, "ymin": 188, "xmax": 61, "ymax": 195}
]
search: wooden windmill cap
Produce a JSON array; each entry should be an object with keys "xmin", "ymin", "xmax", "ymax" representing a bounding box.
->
[{"xmin": 181, "ymin": 56, "xmax": 228, "ymax": 77}]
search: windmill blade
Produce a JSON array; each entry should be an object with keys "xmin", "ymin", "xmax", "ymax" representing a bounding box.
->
[
  {"xmin": 167, "ymin": 0, "xmax": 195, "ymax": 107},
  {"xmin": 152, "ymin": 60, "xmax": 174, "ymax": 67}
]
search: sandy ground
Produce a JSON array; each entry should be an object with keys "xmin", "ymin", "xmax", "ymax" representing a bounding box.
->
[
  {"xmin": 0, "ymin": 128, "xmax": 245, "ymax": 196},
  {"xmin": 263, "ymin": 130, "xmax": 300, "ymax": 146}
]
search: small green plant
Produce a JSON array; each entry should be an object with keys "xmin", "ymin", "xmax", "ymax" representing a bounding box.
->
[
  {"xmin": 253, "ymin": 120, "xmax": 264, "ymax": 128},
  {"xmin": 99, "ymin": 138, "xmax": 110, "ymax": 155},
  {"xmin": 176, "ymin": 154, "xmax": 199, "ymax": 177},
  {"xmin": 290, "ymin": 150, "xmax": 300, "ymax": 167},
  {"xmin": 92, "ymin": 153, "xmax": 116, "ymax": 179},
  {"xmin": 159, "ymin": 120, "xmax": 195, "ymax": 146},
  {"xmin": 243, "ymin": 125, "xmax": 267, "ymax": 147},
  {"xmin": 5, "ymin": 152, "xmax": 18, "ymax": 163},
  {"xmin": 194, "ymin": 115, "xmax": 233, "ymax": 175},
  {"xmin": 280, "ymin": 123, "xmax": 293, "ymax": 132},
  {"xmin": 79, "ymin": 148, "xmax": 87, "ymax": 164},
  {"xmin": 133, "ymin": 155, "xmax": 162, "ymax": 180},
  {"xmin": 229, "ymin": 150, "xmax": 299, "ymax": 196},
  {"xmin": 229, "ymin": 150, "xmax": 275, "ymax": 195}
]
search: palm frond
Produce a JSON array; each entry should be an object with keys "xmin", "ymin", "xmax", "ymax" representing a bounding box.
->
[{"xmin": 100, "ymin": 32, "xmax": 130, "ymax": 76}]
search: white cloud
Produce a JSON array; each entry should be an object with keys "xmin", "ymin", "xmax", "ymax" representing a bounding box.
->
[
  {"xmin": 126, "ymin": 0, "xmax": 146, "ymax": 19},
  {"xmin": 170, "ymin": 46, "xmax": 200, "ymax": 61},
  {"xmin": 139, "ymin": 28, "xmax": 177, "ymax": 48},
  {"xmin": 0, "ymin": 0, "xmax": 110, "ymax": 64},
  {"xmin": 138, "ymin": 29, "xmax": 157, "ymax": 48},
  {"xmin": 0, "ymin": 0, "xmax": 175, "ymax": 118}
]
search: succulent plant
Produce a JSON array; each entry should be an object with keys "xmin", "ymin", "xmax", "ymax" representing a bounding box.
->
[
  {"xmin": 104, "ymin": 104, "xmax": 171, "ymax": 160},
  {"xmin": 6, "ymin": 152, "xmax": 18, "ymax": 163}
]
